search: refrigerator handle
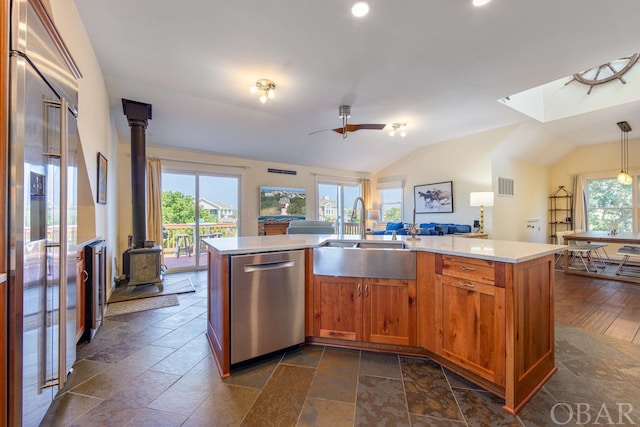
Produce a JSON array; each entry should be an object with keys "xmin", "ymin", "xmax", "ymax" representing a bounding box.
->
[
  {"xmin": 39, "ymin": 97, "xmax": 69, "ymax": 390},
  {"xmin": 40, "ymin": 244, "xmax": 60, "ymax": 391},
  {"xmin": 58, "ymin": 98, "xmax": 68, "ymax": 387}
]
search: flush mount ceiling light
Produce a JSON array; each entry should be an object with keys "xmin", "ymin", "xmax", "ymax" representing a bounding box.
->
[
  {"xmin": 351, "ymin": 2, "xmax": 369, "ymax": 17},
  {"xmin": 472, "ymin": 0, "xmax": 492, "ymax": 6},
  {"xmin": 617, "ymin": 121, "xmax": 633, "ymax": 185},
  {"xmin": 389, "ymin": 123, "xmax": 407, "ymax": 137},
  {"xmin": 250, "ymin": 79, "xmax": 276, "ymax": 104}
]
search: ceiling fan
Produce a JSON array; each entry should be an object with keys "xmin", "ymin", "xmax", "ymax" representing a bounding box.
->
[{"xmin": 309, "ymin": 105, "xmax": 386, "ymax": 139}]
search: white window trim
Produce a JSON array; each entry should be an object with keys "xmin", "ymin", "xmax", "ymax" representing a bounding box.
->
[{"xmin": 584, "ymin": 174, "xmax": 638, "ymax": 233}]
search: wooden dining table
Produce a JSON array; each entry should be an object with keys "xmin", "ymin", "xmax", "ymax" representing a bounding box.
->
[
  {"xmin": 561, "ymin": 230, "xmax": 640, "ymax": 245},
  {"xmin": 561, "ymin": 230, "xmax": 640, "ymax": 283}
]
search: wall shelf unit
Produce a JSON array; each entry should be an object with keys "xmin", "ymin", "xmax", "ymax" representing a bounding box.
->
[{"xmin": 549, "ymin": 186, "xmax": 573, "ymax": 243}]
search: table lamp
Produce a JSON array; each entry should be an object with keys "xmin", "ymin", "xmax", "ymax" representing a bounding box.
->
[
  {"xmin": 470, "ymin": 192, "xmax": 494, "ymax": 233},
  {"xmin": 367, "ymin": 209, "xmax": 381, "ymax": 230}
]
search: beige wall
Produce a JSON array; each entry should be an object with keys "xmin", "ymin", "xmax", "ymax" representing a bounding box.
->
[
  {"xmin": 373, "ymin": 126, "xmax": 516, "ymax": 237},
  {"xmin": 492, "ymin": 156, "xmax": 548, "ymax": 242},
  {"xmin": 50, "ymin": 0, "xmax": 119, "ymax": 287},
  {"xmin": 549, "ymin": 138, "xmax": 640, "ymax": 190}
]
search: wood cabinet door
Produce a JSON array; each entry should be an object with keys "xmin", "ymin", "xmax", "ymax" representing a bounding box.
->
[
  {"xmin": 363, "ymin": 278, "xmax": 417, "ymax": 346},
  {"xmin": 313, "ymin": 275, "xmax": 362, "ymax": 341},
  {"xmin": 436, "ymin": 275, "xmax": 505, "ymax": 385},
  {"xmin": 75, "ymin": 250, "xmax": 85, "ymax": 342}
]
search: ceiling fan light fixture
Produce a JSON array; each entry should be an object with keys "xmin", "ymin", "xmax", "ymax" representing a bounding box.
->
[
  {"xmin": 251, "ymin": 79, "xmax": 276, "ymax": 104},
  {"xmin": 351, "ymin": 2, "xmax": 370, "ymax": 17},
  {"xmin": 390, "ymin": 122, "xmax": 407, "ymax": 137},
  {"xmin": 472, "ymin": 0, "xmax": 492, "ymax": 6}
]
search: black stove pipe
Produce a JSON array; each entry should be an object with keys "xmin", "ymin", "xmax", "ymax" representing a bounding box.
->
[{"xmin": 122, "ymin": 99, "xmax": 152, "ymax": 249}]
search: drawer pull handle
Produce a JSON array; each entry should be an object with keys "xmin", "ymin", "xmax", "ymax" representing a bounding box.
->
[
  {"xmin": 357, "ymin": 284, "xmax": 361, "ymax": 297},
  {"xmin": 458, "ymin": 282, "xmax": 476, "ymax": 289},
  {"xmin": 458, "ymin": 266, "xmax": 476, "ymax": 271}
]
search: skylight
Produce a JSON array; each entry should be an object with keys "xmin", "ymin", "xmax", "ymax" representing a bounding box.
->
[{"xmin": 499, "ymin": 54, "xmax": 640, "ymax": 123}]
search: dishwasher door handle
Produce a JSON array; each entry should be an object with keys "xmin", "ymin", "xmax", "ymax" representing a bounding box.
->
[{"xmin": 243, "ymin": 260, "xmax": 297, "ymax": 273}]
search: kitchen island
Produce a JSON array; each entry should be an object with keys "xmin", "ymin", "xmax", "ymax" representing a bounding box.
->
[{"xmin": 204, "ymin": 234, "xmax": 562, "ymax": 415}]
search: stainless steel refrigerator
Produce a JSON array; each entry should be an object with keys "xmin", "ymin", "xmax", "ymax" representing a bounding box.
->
[{"xmin": 8, "ymin": 0, "xmax": 80, "ymax": 425}]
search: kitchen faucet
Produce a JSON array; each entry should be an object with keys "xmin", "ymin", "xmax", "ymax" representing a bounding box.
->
[{"xmin": 351, "ymin": 196, "xmax": 366, "ymax": 239}]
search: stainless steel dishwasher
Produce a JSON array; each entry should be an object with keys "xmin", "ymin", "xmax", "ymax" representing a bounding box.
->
[{"xmin": 230, "ymin": 250, "xmax": 305, "ymax": 364}]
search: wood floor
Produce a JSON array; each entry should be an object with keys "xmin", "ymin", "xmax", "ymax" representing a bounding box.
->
[{"xmin": 555, "ymin": 268, "xmax": 640, "ymax": 344}]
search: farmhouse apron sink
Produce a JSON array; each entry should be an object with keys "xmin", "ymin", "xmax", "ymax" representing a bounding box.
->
[{"xmin": 313, "ymin": 240, "xmax": 416, "ymax": 279}]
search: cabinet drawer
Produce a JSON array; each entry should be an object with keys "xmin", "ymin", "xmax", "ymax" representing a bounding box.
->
[
  {"xmin": 440, "ymin": 255, "xmax": 494, "ymax": 285},
  {"xmin": 438, "ymin": 274, "xmax": 496, "ymax": 296}
]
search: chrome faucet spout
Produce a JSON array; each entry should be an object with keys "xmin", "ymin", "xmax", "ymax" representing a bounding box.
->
[{"xmin": 352, "ymin": 196, "xmax": 366, "ymax": 239}]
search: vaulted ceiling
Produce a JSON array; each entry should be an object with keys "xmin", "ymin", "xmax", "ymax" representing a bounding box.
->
[{"xmin": 74, "ymin": 0, "xmax": 640, "ymax": 172}]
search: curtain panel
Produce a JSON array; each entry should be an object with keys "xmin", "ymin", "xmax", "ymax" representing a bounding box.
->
[
  {"xmin": 572, "ymin": 175, "xmax": 586, "ymax": 231},
  {"xmin": 146, "ymin": 158, "xmax": 163, "ymax": 257}
]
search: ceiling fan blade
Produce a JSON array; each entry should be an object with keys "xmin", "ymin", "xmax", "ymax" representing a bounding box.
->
[
  {"xmin": 311, "ymin": 105, "xmax": 386, "ymax": 137},
  {"xmin": 332, "ymin": 123, "xmax": 387, "ymax": 134},
  {"xmin": 355, "ymin": 123, "xmax": 386, "ymax": 130},
  {"xmin": 308, "ymin": 128, "xmax": 332, "ymax": 135}
]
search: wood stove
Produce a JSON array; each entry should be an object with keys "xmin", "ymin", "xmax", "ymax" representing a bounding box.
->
[
  {"xmin": 121, "ymin": 99, "xmax": 163, "ymax": 291},
  {"xmin": 123, "ymin": 246, "xmax": 163, "ymax": 293}
]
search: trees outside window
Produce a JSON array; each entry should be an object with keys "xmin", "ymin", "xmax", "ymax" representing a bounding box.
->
[
  {"xmin": 586, "ymin": 178, "xmax": 633, "ymax": 232},
  {"xmin": 379, "ymin": 188, "xmax": 402, "ymax": 222},
  {"xmin": 162, "ymin": 191, "xmax": 215, "ymax": 224}
]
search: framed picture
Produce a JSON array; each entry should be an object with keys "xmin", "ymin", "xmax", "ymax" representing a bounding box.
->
[
  {"xmin": 259, "ymin": 186, "xmax": 306, "ymax": 216},
  {"xmin": 414, "ymin": 181, "xmax": 453, "ymax": 214},
  {"xmin": 97, "ymin": 152, "xmax": 107, "ymax": 204}
]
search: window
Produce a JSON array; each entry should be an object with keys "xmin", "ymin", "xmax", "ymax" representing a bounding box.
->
[
  {"xmin": 377, "ymin": 180, "xmax": 404, "ymax": 222},
  {"xmin": 162, "ymin": 171, "xmax": 239, "ymax": 272},
  {"xmin": 586, "ymin": 178, "xmax": 633, "ymax": 232},
  {"xmin": 317, "ymin": 181, "xmax": 361, "ymax": 235}
]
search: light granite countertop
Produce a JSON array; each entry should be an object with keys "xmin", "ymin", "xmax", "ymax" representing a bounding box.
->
[{"xmin": 203, "ymin": 234, "xmax": 564, "ymax": 263}]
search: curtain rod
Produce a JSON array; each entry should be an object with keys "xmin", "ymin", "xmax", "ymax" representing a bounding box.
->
[{"xmin": 152, "ymin": 156, "xmax": 250, "ymax": 169}]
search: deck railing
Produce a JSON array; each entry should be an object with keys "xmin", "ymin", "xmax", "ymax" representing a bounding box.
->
[
  {"xmin": 162, "ymin": 221, "xmax": 363, "ymax": 255},
  {"xmin": 163, "ymin": 223, "xmax": 237, "ymax": 255}
]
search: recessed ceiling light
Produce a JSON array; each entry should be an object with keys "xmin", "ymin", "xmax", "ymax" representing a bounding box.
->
[
  {"xmin": 351, "ymin": 2, "xmax": 370, "ymax": 17},
  {"xmin": 472, "ymin": 0, "xmax": 492, "ymax": 6}
]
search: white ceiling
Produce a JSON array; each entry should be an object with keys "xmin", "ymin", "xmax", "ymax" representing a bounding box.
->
[{"xmin": 74, "ymin": 0, "xmax": 640, "ymax": 173}]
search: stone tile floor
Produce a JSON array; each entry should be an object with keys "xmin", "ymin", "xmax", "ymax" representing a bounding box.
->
[{"xmin": 40, "ymin": 271, "xmax": 640, "ymax": 426}]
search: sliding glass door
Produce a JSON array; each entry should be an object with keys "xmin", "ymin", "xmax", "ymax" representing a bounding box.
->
[
  {"xmin": 162, "ymin": 171, "xmax": 239, "ymax": 272},
  {"xmin": 317, "ymin": 181, "xmax": 361, "ymax": 235}
]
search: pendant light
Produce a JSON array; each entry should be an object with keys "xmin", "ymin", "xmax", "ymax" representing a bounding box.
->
[{"xmin": 617, "ymin": 121, "xmax": 632, "ymax": 185}]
